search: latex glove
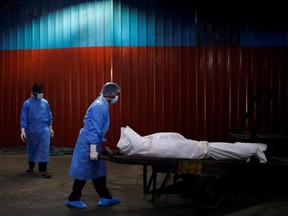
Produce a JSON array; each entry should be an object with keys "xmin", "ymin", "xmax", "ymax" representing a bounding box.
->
[
  {"xmin": 90, "ymin": 144, "xmax": 98, "ymax": 160},
  {"xmin": 20, "ymin": 128, "xmax": 26, "ymax": 142},
  {"xmin": 49, "ymin": 127, "xmax": 54, "ymax": 138}
]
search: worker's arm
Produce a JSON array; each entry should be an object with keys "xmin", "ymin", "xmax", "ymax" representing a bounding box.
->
[
  {"xmin": 20, "ymin": 128, "xmax": 26, "ymax": 142},
  {"xmin": 49, "ymin": 125, "xmax": 54, "ymax": 138}
]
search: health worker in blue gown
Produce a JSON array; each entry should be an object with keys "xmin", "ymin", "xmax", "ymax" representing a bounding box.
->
[
  {"xmin": 20, "ymin": 83, "xmax": 54, "ymax": 178},
  {"xmin": 66, "ymin": 82, "xmax": 121, "ymax": 209}
]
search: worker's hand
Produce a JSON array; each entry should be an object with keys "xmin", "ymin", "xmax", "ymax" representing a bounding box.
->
[
  {"xmin": 50, "ymin": 128, "xmax": 54, "ymax": 138},
  {"xmin": 90, "ymin": 144, "xmax": 98, "ymax": 160},
  {"xmin": 20, "ymin": 128, "xmax": 26, "ymax": 142}
]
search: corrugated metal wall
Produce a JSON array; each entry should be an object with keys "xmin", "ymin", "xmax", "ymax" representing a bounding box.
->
[{"xmin": 0, "ymin": 0, "xmax": 287, "ymax": 149}]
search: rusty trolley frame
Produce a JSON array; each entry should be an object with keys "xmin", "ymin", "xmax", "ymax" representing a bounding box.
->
[{"xmin": 101, "ymin": 147, "xmax": 288, "ymax": 209}]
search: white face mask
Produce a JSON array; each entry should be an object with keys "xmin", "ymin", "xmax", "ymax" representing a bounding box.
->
[
  {"xmin": 110, "ymin": 95, "xmax": 118, "ymax": 104},
  {"xmin": 36, "ymin": 93, "xmax": 44, "ymax": 100}
]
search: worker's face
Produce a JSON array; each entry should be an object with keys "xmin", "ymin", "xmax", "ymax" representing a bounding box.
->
[
  {"xmin": 106, "ymin": 94, "xmax": 119, "ymax": 104},
  {"xmin": 110, "ymin": 95, "xmax": 119, "ymax": 104},
  {"xmin": 33, "ymin": 91, "xmax": 44, "ymax": 100}
]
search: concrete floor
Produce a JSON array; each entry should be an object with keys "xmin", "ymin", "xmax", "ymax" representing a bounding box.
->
[{"xmin": 1, "ymin": 149, "xmax": 288, "ymax": 216}]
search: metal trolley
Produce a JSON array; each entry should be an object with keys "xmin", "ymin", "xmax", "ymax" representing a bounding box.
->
[{"xmin": 101, "ymin": 147, "xmax": 288, "ymax": 209}]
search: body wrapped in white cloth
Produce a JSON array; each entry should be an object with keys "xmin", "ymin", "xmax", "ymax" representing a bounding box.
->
[{"xmin": 117, "ymin": 126, "xmax": 268, "ymax": 163}]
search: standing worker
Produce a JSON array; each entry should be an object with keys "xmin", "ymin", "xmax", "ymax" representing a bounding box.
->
[
  {"xmin": 20, "ymin": 83, "xmax": 54, "ymax": 178},
  {"xmin": 65, "ymin": 82, "xmax": 121, "ymax": 209}
]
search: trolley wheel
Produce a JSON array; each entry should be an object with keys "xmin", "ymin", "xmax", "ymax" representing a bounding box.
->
[{"xmin": 192, "ymin": 175, "xmax": 225, "ymax": 209}]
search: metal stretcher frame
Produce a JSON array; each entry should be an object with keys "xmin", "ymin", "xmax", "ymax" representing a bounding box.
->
[
  {"xmin": 101, "ymin": 148, "xmax": 181, "ymax": 201},
  {"xmin": 101, "ymin": 147, "xmax": 288, "ymax": 209}
]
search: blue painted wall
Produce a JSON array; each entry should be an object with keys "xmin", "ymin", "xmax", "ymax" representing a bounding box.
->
[{"xmin": 1, "ymin": 0, "xmax": 287, "ymax": 50}]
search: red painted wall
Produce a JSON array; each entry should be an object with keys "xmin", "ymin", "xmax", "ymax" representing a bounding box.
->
[{"xmin": 0, "ymin": 47, "xmax": 287, "ymax": 149}]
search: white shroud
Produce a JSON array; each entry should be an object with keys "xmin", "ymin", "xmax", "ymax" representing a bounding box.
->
[{"xmin": 116, "ymin": 126, "xmax": 267, "ymax": 163}]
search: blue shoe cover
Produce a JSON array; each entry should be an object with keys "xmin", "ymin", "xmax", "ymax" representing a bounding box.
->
[
  {"xmin": 65, "ymin": 200, "xmax": 87, "ymax": 209},
  {"xmin": 98, "ymin": 197, "xmax": 120, "ymax": 206},
  {"xmin": 111, "ymin": 197, "xmax": 120, "ymax": 205}
]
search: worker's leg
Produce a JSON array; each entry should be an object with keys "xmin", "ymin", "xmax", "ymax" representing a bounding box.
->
[
  {"xmin": 26, "ymin": 161, "xmax": 35, "ymax": 173},
  {"xmin": 68, "ymin": 179, "xmax": 87, "ymax": 201},
  {"xmin": 93, "ymin": 176, "xmax": 120, "ymax": 206},
  {"xmin": 66, "ymin": 179, "xmax": 87, "ymax": 208},
  {"xmin": 39, "ymin": 162, "xmax": 47, "ymax": 172},
  {"xmin": 92, "ymin": 176, "xmax": 112, "ymax": 199},
  {"xmin": 38, "ymin": 162, "xmax": 52, "ymax": 178}
]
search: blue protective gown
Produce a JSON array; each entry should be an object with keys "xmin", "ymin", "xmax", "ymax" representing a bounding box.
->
[
  {"xmin": 68, "ymin": 96, "xmax": 110, "ymax": 180},
  {"xmin": 20, "ymin": 97, "xmax": 53, "ymax": 162}
]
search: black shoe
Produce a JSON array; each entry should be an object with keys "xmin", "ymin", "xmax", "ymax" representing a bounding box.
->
[{"xmin": 39, "ymin": 172, "xmax": 52, "ymax": 178}]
